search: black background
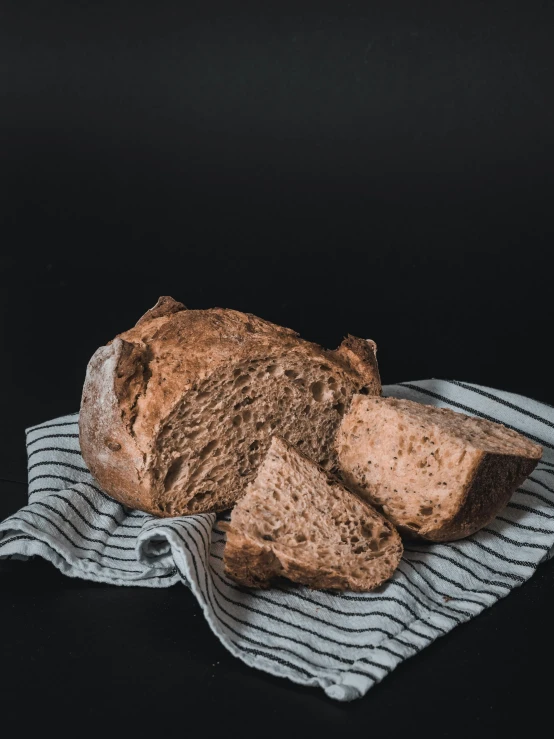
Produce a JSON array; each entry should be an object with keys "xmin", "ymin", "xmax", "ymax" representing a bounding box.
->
[{"xmin": 1, "ymin": 2, "xmax": 553, "ymax": 735}]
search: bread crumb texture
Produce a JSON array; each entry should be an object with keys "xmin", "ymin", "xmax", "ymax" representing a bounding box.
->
[{"xmin": 224, "ymin": 437, "xmax": 403, "ymax": 592}]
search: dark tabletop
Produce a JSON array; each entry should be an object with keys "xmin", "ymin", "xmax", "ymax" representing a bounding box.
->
[{"xmin": 1, "ymin": 2, "xmax": 554, "ymax": 735}]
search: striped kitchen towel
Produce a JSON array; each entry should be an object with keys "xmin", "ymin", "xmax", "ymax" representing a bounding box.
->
[{"xmin": 2, "ymin": 379, "xmax": 554, "ymax": 702}]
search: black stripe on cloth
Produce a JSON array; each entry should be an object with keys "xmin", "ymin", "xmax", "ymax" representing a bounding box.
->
[
  {"xmin": 376, "ymin": 643, "xmax": 410, "ymax": 658},
  {"xmin": 514, "ymin": 487, "xmax": 554, "ymax": 508},
  {"xmin": 238, "ymin": 646, "xmax": 313, "ymax": 679},
  {"xmin": 27, "ymin": 447, "xmax": 83, "ymax": 461},
  {"xmin": 170, "ymin": 536, "xmax": 334, "ymax": 681},
  {"xmin": 32, "ymin": 501, "xmax": 140, "ymax": 553},
  {"xmin": 26, "ymin": 419, "xmax": 78, "ymax": 435},
  {"xmin": 420, "ymin": 536, "xmax": 536, "ymax": 570},
  {"xmin": 386, "ymin": 577, "xmax": 467, "ymax": 621},
  {"xmin": 38, "ymin": 536, "xmax": 176, "ymax": 581},
  {"xmin": 538, "ymin": 460, "xmax": 554, "ymax": 468},
  {"xmin": 507, "ymin": 501, "xmax": 554, "ymax": 520},
  {"xmin": 405, "ymin": 622, "xmax": 436, "ymax": 641},
  {"xmin": 210, "ymin": 538, "xmax": 468, "ymax": 622},
  {"xmin": 33, "ymin": 483, "xmax": 128, "ymax": 528},
  {"xmin": 399, "ymin": 383, "xmax": 554, "ymax": 450},
  {"xmin": 392, "ymin": 570, "xmax": 473, "ymax": 617},
  {"xmin": 202, "ymin": 531, "xmax": 452, "ymax": 658},
  {"xmin": 0, "ymin": 534, "xmax": 35, "ymax": 549},
  {"xmin": 480, "ymin": 527, "xmax": 550, "ymax": 552},
  {"xmin": 495, "ymin": 515, "xmax": 553, "ymax": 535},
  {"xmin": 9, "ymin": 511, "xmax": 142, "ymax": 564},
  {"xmin": 28, "ymin": 473, "xmax": 89, "ymax": 485},
  {"xmin": 439, "ymin": 542, "xmax": 526, "ymax": 581},
  {"xmin": 471, "ymin": 529, "xmax": 537, "ymax": 570},
  {"xmin": 5, "ymin": 515, "xmax": 163, "ymax": 574},
  {"xmin": 357, "ymin": 656, "xmax": 392, "ymax": 673},
  {"xmin": 181, "ymin": 520, "xmax": 458, "ymax": 682},
  {"xmin": 28, "ymin": 476, "xmax": 130, "ymax": 511},
  {"xmin": 288, "ymin": 580, "xmax": 460, "ymax": 627},
  {"xmin": 27, "ymin": 433, "xmax": 80, "ymax": 448},
  {"xmin": 28, "ymin": 486, "xmax": 135, "ymax": 527},
  {"xmin": 209, "ymin": 566, "xmax": 387, "ymax": 673},
  {"xmin": 272, "ymin": 586, "xmax": 421, "ymax": 621},
  {"xmin": 211, "ymin": 528, "xmax": 476, "ymax": 621},
  {"xmin": 36, "ymin": 495, "xmax": 139, "ymax": 540},
  {"xmin": 400, "ymin": 558, "xmax": 500, "ymax": 600},
  {"xmin": 179, "ymin": 520, "xmax": 400, "ymax": 662},
  {"xmin": 27, "ymin": 460, "xmax": 90, "ymax": 475},
  {"xmin": 404, "ymin": 546, "xmax": 527, "ymax": 582},
  {"xmin": 395, "ymin": 635, "xmax": 417, "ymax": 650},
  {"xmin": 528, "ymin": 476, "xmax": 554, "ymax": 496},
  {"xmin": 207, "ymin": 554, "xmax": 398, "ymax": 640},
  {"xmin": 447, "ymin": 380, "xmax": 554, "ymax": 431},
  {"xmin": 404, "ymin": 549, "xmax": 513, "ymax": 589},
  {"xmin": 210, "ymin": 533, "xmax": 459, "ymax": 627}
]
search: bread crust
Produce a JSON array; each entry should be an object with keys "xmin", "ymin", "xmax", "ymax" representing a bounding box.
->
[
  {"xmin": 79, "ymin": 297, "xmax": 381, "ymax": 516},
  {"xmin": 425, "ymin": 452, "xmax": 540, "ymax": 541}
]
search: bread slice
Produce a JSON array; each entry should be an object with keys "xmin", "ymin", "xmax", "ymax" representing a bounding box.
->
[
  {"xmin": 335, "ymin": 395, "xmax": 543, "ymax": 541},
  {"xmin": 79, "ymin": 297, "xmax": 381, "ymax": 516},
  {"xmin": 223, "ymin": 436, "xmax": 403, "ymax": 591}
]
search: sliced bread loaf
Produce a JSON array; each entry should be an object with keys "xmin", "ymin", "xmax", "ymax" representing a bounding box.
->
[
  {"xmin": 79, "ymin": 297, "xmax": 381, "ymax": 516},
  {"xmin": 335, "ymin": 395, "xmax": 543, "ymax": 541},
  {"xmin": 223, "ymin": 436, "xmax": 403, "ymax": 591}
]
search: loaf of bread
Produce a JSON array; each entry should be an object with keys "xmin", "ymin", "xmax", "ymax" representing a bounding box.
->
[
  {"xmin": 223, "ymin": 436, "xmax": 403, "ymax": 591},
  {"xmin": 335, "ymin": 395, "xmax": 542, "ymax": 541},
  {"xmin": 79, "ymin": 297, "xmax": 381, "ymax": 516}
]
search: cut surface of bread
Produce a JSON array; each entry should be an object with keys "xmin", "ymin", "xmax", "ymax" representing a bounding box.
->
[
  {"xmin": 336, "ymin": 395, "xmax": 543, "ymax": 541},
  {"xmin": 79, "ymin": 297, "xmax": 381, "ymax": 516},
  {"xmin": 223, "ymin": 437, "xmax": 403, "ymax": 591}
]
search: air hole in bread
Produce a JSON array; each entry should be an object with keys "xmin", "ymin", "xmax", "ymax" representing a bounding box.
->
[
  {"xmin": 310, "ymin": 381, "xmax": 324, "ymax": 402},
  {"xmin": 163, "ymin": 457, "xmax": 186, "ymax": 491},
  {"xmin": 199, "ymin": 440, "xmax": 218, "ymax": 460}
]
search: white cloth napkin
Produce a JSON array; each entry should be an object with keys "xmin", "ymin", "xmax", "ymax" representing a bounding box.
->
[{"xmin": 2, "ymin": 379, "xmax": 554, "ymax": 702}]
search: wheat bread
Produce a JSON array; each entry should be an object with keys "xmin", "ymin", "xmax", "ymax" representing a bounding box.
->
[
  {"xmin": 335, "ymin": 395, "xmax": 543, "ymax": 541},
  {"xmin": 79, "ymin": 297, "xmax": 381, "ymax": 516},
  {"xmin": 223, "ymin": 436, "xmax": 403, "ymax": 591}
]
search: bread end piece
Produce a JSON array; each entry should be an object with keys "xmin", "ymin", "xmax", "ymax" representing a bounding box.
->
[{"xmin": 336, "ymin": 395, "xmax": 542, "ymax": 542}]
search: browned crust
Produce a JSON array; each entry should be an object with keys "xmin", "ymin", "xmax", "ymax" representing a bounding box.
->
[
  {"xmin": 424, "ymin": 452, "xmax": 540, "ymax": 541},
  {"xmin": 79, "ymin": 297, "xmax": 381, "ymax": 516},
  {"xmin": 135, "ymin": 295, "xmax": 187, "ymax": 326},
  {"xmin": 79, "ymin": 339, "xmax": 156, "ymax": 513},
  {"xmin": 333, "ymin": 335, "xmax": 381, "ymax": 396}
]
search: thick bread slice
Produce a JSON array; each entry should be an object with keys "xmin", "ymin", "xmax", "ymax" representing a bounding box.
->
[
  {"xmin": 223, "ymin": 437, "xmax": 403, "ymax": 591},
  {"xmin": 79, "ymin": 297, "xmax": 381, "ymax": 516},
  {"xmin": 335, "ymin": 396, "xmax": 543, "ymax": 541}
]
